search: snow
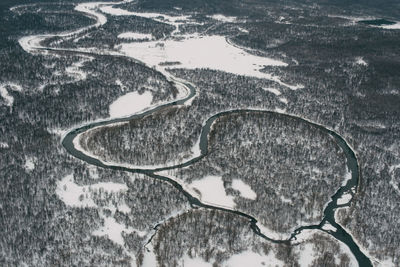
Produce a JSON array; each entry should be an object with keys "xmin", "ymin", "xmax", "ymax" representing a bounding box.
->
[
  {"xmin": 256, "ymin": 223, "xmax": 291, "ymax": 240},
  {"xmin": 279, "ymin": 97, "xmax": 288, "ymax": 104},
  {"xmin": 263, "ymin": 87, "xmax": 281, "ymax": 96},
  {"xmin": 181, "ymin": 254, "xmax": 212, "ymax": 267},
  {"xmin": 56, "ymin": 174, "xmax": 97, "ymax": 207},
  {"xmin": 65, "ymin": 58, "xmax": 90, "ymax": 81},
  {"xmin": 294, "ymin": 230, "xmax": 357, "ymax": 267},
  {"xmin": 337, "ymin": 192, "xmax": 352, "ymax": 205},
  {"xmin": 298, "ymin": 243, "xmax": 314, "ymax": 267},
  {"xmin": 92, "ymin": 215, "xmax": 133, "ymax": 246},
  {"xmin": 109, "ymin": 91, "xmax": 153, "ymax": 118},
  {"xmin": 0, "ymin": 142, "xmax": 9, "ymax": 148},
  {"xmin": 142, "ymin": 243, "xmax": 158, "ymax": 267},
  {"xmin": 120, "ymin": 35, "xmax": 287, "ymax": 80},
  {"xmin": 223, "ymin": 250, "xmax": 284, "ymax": 267},
  {"xmin": 208, "ymin": 14, "xmax": 237, "ymax": 23},
  {"xmin": 321, "ymin": 221, "xmax": 337, "ymax": 232},
  {"xmin": 24, "ymin": 157, "xmax": 35, "ymax": 171},
  {"xmin": 379, "ymin": 22, "xmax": 400, "ymax": 30},
  {"xmin": 75, "ymin": 2, "xmax": 107, "ymax": 26},
  {"xmin": 190, "ymin": 176, "xmax": 235, "ymax": 208},
  {"xmin": 231, "ymin": 179, "xmax": 257, "ymax": 200},
  {"xmin": 117, "ymin": 32, "xmax": 153, "ymax": 40},
  {"xmin": 342, "ymin": 168, "xmax": 352, "ymax": 186},
  {"xmin": 0, "ymin": 85, "xmax": 14, "ymax": 107},
  {"xmin": 355, "ymin": 57, "xmax": 368, "ymax": 66},
  {"xmin": 56, "ymin": 174, "xmax": 128, "ymax": 208}
]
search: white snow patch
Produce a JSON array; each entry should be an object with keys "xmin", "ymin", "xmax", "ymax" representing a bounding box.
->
[
  {"xmin": 321, "ymin": 222, "xmax": 337, "ymax": 232},
  {"xmin": 24, "ymin": 157, "xmax": 35, "ymax": 171},
  {"xmin": 355, "ymin": 57, "xmax": 368, "ymax": 66},
  {"xmin": 180, "ymin": 254, "xmax": 212, "ymax": 267},
  {"xmin": 109, "ymin": 91, "xmax": 153, "ymax": 118},
  {"xmin": 0, "ymin": 142, "xmax": 9, "ymax": 148},
  {"xmin": 92, "ymin": 215, "xmax": 133, "ymax": 246},
  {"xmin": 379, "ymin": 22, "xmax": 400, "ymax": 30},
  {"xmin": 142, "ymin": 243, "xmax": 158, "ymax": 267},
  {"xmin": 279, "ymin": 97, "xmax": 288, "ymax": 104},
  {"xmin": 56, "ymin": 174, "xmax": 97, "ymax": 207},
  {"xmin": 0, "ymin": 85, "xmax": 14, "ymax": 107},
  {"xmin": 337, "ymin": 192, "xmax": 352, "ymax": 205},
  {"xmin": 342, "ymin": 169, "xmax": 352, "ymax": 186},
  {"xmin": 120, "ymin": 35, "xmax": 287, "ymax": 80},
  {"xmin": 231, "ymin": 179, "xmax": 257, "ymax": 200},
  {"xmin": 56, "ymin": 174, "xmax": 128, "ymax": 208},
  {"xmin": 377, "ymin": 258, "xmax": 397, "ymax": 267},
  {"xmin": 190, "ymin": 176, "xmax": 235, "ymax": 209},
  {"xmin": 223, "ymin": 250, "xmax": 284, "ymax": 267},
  {"xmin": 263, "ymin": 87, "xmax": 281, "ymax": 96},
  {"xmin": 298, "ymin": 243, "xmax": 314, "ymax": 267},
  {"xmin": 117, "ymin": 32, "xmax": 153, "ymax": 40},
  {"xmin": 208, "ymin": 14, "xmax": 237, "ymax": 23}
]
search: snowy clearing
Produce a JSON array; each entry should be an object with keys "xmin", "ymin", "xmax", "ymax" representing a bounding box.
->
[
  {"xmin": 189, "ymin": 176, "xmax": 235, "ymax": 208},
  {"xmin": 208, "ymin": 14, "xmax": 237, "ymax": 23},
  {"xmin": 117, "ymin": 32, "xmax": 153, "ymax": 40},
  {"xmin": 231, "ymin": 179, "xmax": 257, "ymax": 200},
  {"xmin": 92, "ymin": 215, "xmax": 134, "ymax": 246},
  {"xmin": 120, "ymin": 35, "xmax": 287, "ymax": 80},
  {"xmin": 223, "ymin": 250, "xmax": 284, "ymax": 267},
  {"xmin": 24, "ymin": 157, "xmax": 36, "ymax": 171},
  {"xmin": 180, "ymin": 254, "xmax": 212, "ymax": 267},
  {"xmin": 56, "ymin": 174, "xmax": 128, "ymax": 208},
  {"xmin": 109, "ymin": 91, "xmax": 153, "ymax": 118}
]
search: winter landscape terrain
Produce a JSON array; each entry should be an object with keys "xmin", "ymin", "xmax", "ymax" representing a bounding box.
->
[{"xmin": 1, "ymin": 0, "xmax": 400, "ymax": 266}]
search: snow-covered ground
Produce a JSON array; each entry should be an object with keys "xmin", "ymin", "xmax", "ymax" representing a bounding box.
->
[
  {"xmin": 24, "ymin": 157, "xmax": 36, "ymax": 171},
  {"xmin": 293, "ymin": 230, "xmax": 358, "ymax": 267},
  {"xmin": 207, "ymin": 14, "xmax": 237, "ymax": 23},
  {"xmin": 120, "ymin": 35, "xmax": 287, "ymax": 81},
  {"xmin": 56, "ymin": 174, "xmax": 128, "ymax": 208},
  {"xmin": 190, "ymin": 176, "xmax": 235, "ymax": 208},
  {"xmin": 92, "ymin": 215, "xmax": 135, "ymax": 245},
  {"xmin": 337, "ymin": 192, "xmax": 353, "ymax": 205},
  {"xmin": 109, "ymin": 91, "xmax": 153, "ymax": 118},
  {"xmin": 263, "ymin": 87, "xmax": 281, "ymax": 96},
  {"xmin": 231, "ymin": 179, "xmax": 257, "ymax": 200},
  {"xmin": 0, "ymin": 83, "xmax": 22, "ymax": 108},
  {"xmin": 223, "ymin": 250, "xmax": 284, "ymax": 267},
  {"xmin": 117, "ymin": 32, "xmax": 153, "ymax": 40}
]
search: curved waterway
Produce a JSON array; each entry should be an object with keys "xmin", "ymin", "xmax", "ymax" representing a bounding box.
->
[{"xmin": 18, "ymin": 1, "xmax": 372, "ymax": 266}]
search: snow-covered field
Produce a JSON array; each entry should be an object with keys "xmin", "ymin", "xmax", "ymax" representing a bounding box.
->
[
  {"xmin": 231, "ymin": 179, "xmax": 257, "ymax": 200},
  {"xmin": 190, "ymin": 176, "xmax": 235, "ymax": 208},
  {"xmin": 109, "ymin": 91, "xmax": 153, "ymax": 118},
  {"xmin": 120, "ymin": 35, "xmax": 288, "ymax": 81},
  {"xmin": 56, "ymin": 174, "xmax": 128, "ymax": 208}
]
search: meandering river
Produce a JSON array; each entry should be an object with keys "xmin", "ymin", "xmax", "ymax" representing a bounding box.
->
[{"xmin": 17, "ymin": 1, "xmax": 372, "ymax": 265}]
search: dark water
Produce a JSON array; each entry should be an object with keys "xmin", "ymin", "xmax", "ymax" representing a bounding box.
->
[{"xmin": 358, "ymin": 18, "xmax": 396, "ymax": 26}]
